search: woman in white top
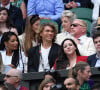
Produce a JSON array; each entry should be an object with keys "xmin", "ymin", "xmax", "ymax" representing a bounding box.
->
[{"xmin": 0, "ymin": 32, "xmax": 26, "ymax": 72}]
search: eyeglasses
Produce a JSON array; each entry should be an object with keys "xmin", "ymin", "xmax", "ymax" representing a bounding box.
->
[
  {"xmin": 71, "ymin": 23, "xmax": 85, "ymax": 27},
  {"xmin": 5, "ymin": 75, "xmax": 18, "ymax": 78}
]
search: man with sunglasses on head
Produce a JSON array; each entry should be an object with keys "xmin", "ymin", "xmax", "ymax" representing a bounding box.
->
[
  {"xmin": 4, "ymin": 69, "xmax": 29, "ymax": 90},
  {"xmin": 71, "ymin": 19, "xmax": 96, "ymax": 56}
]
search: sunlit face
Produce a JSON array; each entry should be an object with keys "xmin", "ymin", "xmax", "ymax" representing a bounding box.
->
[
  {"xmin": 61, "ymin": 17, "xmax": 71, "ymax": 32},
  {"xmin": 40, "ymin": 26, "xmax": 55, "ymax": 43},
  {"xmin": 43, "ymin": 82, "xmax": 55, "ymax": 90},
  {"xmin": 80, "ymin": 66, "xmax": 91, "ymax": 81},
  {"xmin": 94, "ymin": 36, "xmax": 100, "ymax": 53},
  {"xmin": 0, "ymin": 10, "xmax": 8, "ymax": 23},
  {"xmin": 31, "ymin": 19, "xmax": 40, "ymax": 33},
  {"xmin": 4, "ymin": 70, "xmax": 19, "ymax": 86},
  {"xmin": 71, "ymin": 20, "xmax": 86, "ymax": 36},
  {"xmin": 64, "ymin": 78, "xmax": 79, "ymax": 90},
  {"xmin": 5, "ymin": 35, "xmax": 18, "ymax": 51},
  {"xmin": 63, "ymin": 40, "xmax": 76, "ymax": 55}
]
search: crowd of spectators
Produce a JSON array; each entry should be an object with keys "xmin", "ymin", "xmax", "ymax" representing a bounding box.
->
[{"xmin": 0, "ymin": 0, "xmax": 100, "ymax": 89}]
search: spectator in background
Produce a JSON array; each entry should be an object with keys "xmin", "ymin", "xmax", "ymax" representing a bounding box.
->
[
  {"xmin": 69, "ymin": 61, "xmax": 93, "ymax": 90},
  {"xmin": 54, "ymin": 38, "xmax": 87, "ymax": 70},
  {"xmin": 0, "ymin": 7, "xmax": 18, "ymax": 36},
  {"xmin": 28, "ymin": 23, "xmax": 60, "ymax": 72},
  {"xmin": 19, "ymin": 15, "xmax": 40, "ymax": 56},
  {"xmin": 10, "ymin": 0, "xmax": 27, "ymax": 20},
  {"xmin": 63, "ymin": 0, "xmax": 93, "ymax": 10},
  {"xmin": 64, "ymin": 77, "xmax": 79, "ymax": 90},
  {"xmin": 71, "ymin": 19, "xmax": 96, "ymax": 56},
  {"xmin": 87, "ymin": 31, "xmax": 100, "ymax": 67},
  {"xmin": 0, "ymin": 32, "xmax": 26, "ymax": 73},
  {"xmin": 0, "ymin": 0, "xmax": 24, "ymax": 35},
  {"xmin": 27, "ymin": 0, "xmax": 64, "ymax": 21},
  {"xmin": 39, "ymin": 78, "xmax": 56, "ymax": 90},
  {"xmin": 55, "ymin": 10, "xmax": 76, "ymax": 45},
  {"xmin": 4, "ymin": 69, "xmax": 29, "ymax": 90}
]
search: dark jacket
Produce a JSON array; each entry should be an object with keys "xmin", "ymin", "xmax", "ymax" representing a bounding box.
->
[
  {"xmin": 87, "ymin": 54, "xmax": 97, "ymax": 67},
  {"xmin": 28, "ymin": 43, "xmax": 60, "ymax": 72}
]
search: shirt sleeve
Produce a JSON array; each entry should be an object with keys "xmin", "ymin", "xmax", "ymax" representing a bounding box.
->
[
  {"xmin": 47, "ymin": 0, "xmax": 64, "ymax": 20},
  {"xmin": 27, "ymin": 0, "xmax": 36, "ymax": 16}
]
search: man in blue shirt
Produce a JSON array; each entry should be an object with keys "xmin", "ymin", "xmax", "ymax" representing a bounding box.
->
[{"xmin": 27, "ymin": 0, "xmax": 64, "ymax": 21}]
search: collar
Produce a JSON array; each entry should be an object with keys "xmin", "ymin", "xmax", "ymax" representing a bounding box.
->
[
  {"xmin": 1, "ymin": 3, "xmax": 10, "ymax": 9},
  {"xmin": 96, "ymin": 53, "xmax": 100, "ymax": 59},
  {"xmin": 16, "ymin": 85, "xmax": 21, "ymax": 90},
  {"xmin": 78, "ymin": 34, "xmax": 86, "ymax": 40}
]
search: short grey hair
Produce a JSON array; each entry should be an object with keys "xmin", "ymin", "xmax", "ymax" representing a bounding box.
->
[{"xmin": 61, "ymin": 10, "xmax": 77, "ymax": 23}]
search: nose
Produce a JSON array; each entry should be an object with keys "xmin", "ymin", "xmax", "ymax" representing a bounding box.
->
[{"xmin": 4, "ymin": 77, "xmax": 7, "ymax": 81}]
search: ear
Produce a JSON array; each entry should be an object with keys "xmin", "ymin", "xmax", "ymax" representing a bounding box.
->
[
  {"xmin": 15, "ymin": 77, "xmax": 20, "ymax": 83},
  {"xmin": 4, "ymin": 42, "xmax": 7, "ymax": 47},
  {"xmin": 77, "ymin": 69, "xmax": 82, "ymax": 75}
]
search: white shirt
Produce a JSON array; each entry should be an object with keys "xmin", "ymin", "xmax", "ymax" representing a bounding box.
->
[
  {"xmin": 38, "ymin": 45, "xmax": 51, "ymax": 72},
  {"xmin": 95, "ymin": 54, "xmax": 100, "ymax": 67},
  {"xmin": 0, "ymin": 50, "xmax": 27, "ymax": 72},
  {"xmin": 91, "ymin": 0, "xmax": 100, "ymax": 20}
]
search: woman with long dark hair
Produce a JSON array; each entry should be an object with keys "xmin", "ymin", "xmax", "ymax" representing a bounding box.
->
[
  {"xmin": 0, "ymin": 32, "xmax": 26, "ymax": 73},
  {"xmin": 0, "ymin": 7, "xmax": 18, "ymax": 35},
  {"xmin": 54, "ymin": 38, "xmax": 88, "ymax": 70}
]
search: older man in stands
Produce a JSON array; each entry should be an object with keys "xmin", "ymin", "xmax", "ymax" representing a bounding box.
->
[
  {"xmin": 71, "ymin": 19, "xmax": 96, "ymax": 56},
  {"xmin": 0, "ymin": 0, "xmax": 24, "ymax": 35},
  {"xmin": 4, "ymin": 69, "xmax": 29, "ymax": 90},
  {"xmin": 87, "ymin": 31, "xmax": 100, "ymax": 67}
]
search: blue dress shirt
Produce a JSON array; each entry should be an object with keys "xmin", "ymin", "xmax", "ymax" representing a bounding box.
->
[{"xmin": 27, "ymin": 0, "xmax": 64, "ymax": 20}]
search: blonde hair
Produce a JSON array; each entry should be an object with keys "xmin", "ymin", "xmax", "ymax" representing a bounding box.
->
[{"xmin": 61, "ymin": 10, "xmax": 77, "ymax": 23}]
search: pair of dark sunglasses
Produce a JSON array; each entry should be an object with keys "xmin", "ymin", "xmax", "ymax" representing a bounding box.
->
[
  {"xmin": 5, "ymin": 75, "xmax": 18, "ymax": 78},
  {"xmin": 71, "ymin": 23, "xmax": 85, "ymax": 27}
]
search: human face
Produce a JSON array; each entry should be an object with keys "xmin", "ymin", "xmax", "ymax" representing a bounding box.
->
[
  {"xmin": 1, "ymin": 0, "xmax": 10, "ymax": 6},
  {"xmin": 0, "ymin": 10, "xmax": 8, "ymax": 23},
  {"xmin": 71, "ymin": 20, "xmax": 86, "ymax": 37},
  {"xmin": 31, "ymin": 19, "xmax": 40, "ymax": 33},
  {"xmin": 4, "ymin": 71, "xmax": 19, "ymax": 86},
  {"xmin": 5, "ymin": 35, "xmax": 18, "ymax": 51},
  {"xmin": 40, "ymin": 26, "xmax": 55, "ymax": 43},
  {"xmin": 94, "ymin": 36, "xmax": 100, "ymax": 53},
  {"xmin": 61, "ymin": 17, "xmax": 71, "ymax": 32},
  {"xmin": 63, "ymin": 40, "xmax": 76, "ymax": 55},
  {"xmin": 80, "ymin": 66, "xmax": 91, "ymax": 81},
  {"xmin": 43, "ymin": 82, "xmax": 55, "ymax": 90},
  {"xmin": 64, "ymin": 78, "xmax": 79, "ymax": 90}
]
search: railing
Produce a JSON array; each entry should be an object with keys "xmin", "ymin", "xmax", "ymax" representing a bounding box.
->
[{"xmin": 0, "ymin": 68, "xmax": 100, "ymax": 90}]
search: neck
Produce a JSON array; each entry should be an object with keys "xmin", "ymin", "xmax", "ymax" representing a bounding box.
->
[
  {"xmin": 42, "ymin": 41, "xmax": 52, "ymax": 49},
  {"xmin": 0, "ymin": 23, "xmax": 6, "ymax": 28},
  {"xmin": 67, "ymin": 52, "xmax": 77, "ymax": 67},
  {"xmin": 6, "ymin": 49, "xmax": 13, "ymax": 56},
  {"xmin": 77, "ymin": 76, "xmax": 84, "ymax": 86},
  {"xmin": 67, "ymin": 52, "xmax": 77, "ymax": 61},
  {"xmin": 14, "ymin": 83, "xmax": 20, "ymax": 89},
  {"xmin": 97, "ymin": 52, "xmax": 100, "ymax": 57}
]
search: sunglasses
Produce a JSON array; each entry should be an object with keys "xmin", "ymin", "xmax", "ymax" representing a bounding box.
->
[
  {"xmin": 5, "ymin": 75, "xmax": 18, "ymax": 78},
  {"xmin": 71, "ymin": 23, "xmax": 85, "ymax": 27}
]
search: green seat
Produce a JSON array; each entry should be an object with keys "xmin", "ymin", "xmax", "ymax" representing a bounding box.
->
[{"xmin": 40, "ymin": 19, "xmax": 58, "ymax": 31}]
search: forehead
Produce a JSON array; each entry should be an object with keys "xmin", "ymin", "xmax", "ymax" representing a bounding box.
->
[
  {"xmin": 73, "ymin": 20, "xmax": 82, "ymax": 24},
  {"xmin": 64, "ymin": 78, "xmax": 75, "ymax": 84},
  {"xmin": 64, "ymin": 40, "xmax": 73, "ymax": 44},
  {"xmin": 94, "ymin": 36, "xmax": 100, "ymax": 41}
]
